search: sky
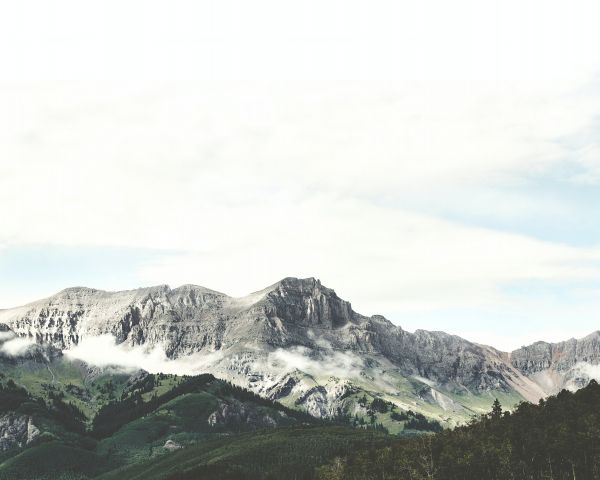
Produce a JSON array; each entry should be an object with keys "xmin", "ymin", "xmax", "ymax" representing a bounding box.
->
[{"xmin": 1, "ymin": 0, "xmax": 600, "ymax": 351}]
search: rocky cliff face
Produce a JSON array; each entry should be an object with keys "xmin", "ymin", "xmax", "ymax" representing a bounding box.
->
[
  {"xmin": 511, "ymin": 332, "xmax": 600, "ymax": 374},
  {"xmin": 206, "ymin": 399, "xmax": 279, "ymax": 429},
  {"xmin": 509, "ymin": 331, "xmax": 600, "ymax": 393},
  {"xmin": 0, "ymin": 279, "xmax": 359, "ymax": 355},
  {"xmin": 0, "ymin": 278, "xmax": 501, "ymax": 388},
  {"xmin": 0, "ymin": 414, "xmax": 40, "ymax": 452},
  {"xmin": 1, "ymin": 277, "xmax": 597, "ymax": 423},
  {"xmin": 0, "ymin": 323, "xmax": 62, "ymax": 364}
]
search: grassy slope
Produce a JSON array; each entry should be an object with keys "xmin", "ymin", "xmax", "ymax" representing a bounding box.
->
[
  {"xmin": 277, "ymin": 372, "xmax": 522, "ymax": 435},
  {"xmin": 97, "ymin": 426, "xmax": 391, "ymax": 480},
  {"xmin": 0, "ymin": 358, "xmax": 134, "ymax": 420},
  {"xmin": 0, "ymin": 443, "xmax": 105, "ymax": 480},
  {"xmin": 94, "ymin": 388, "xmax": 300, "ymax": 467},
  {"xmin": 3, "ymin": 350, "xmax": 516, "ymax": 434},
  {"xmin": 0, "ymin": 361, "xmax": 320, "ymax": 479},
  {"xmin": 0, "ymin": 353, "xmax": 511, "ymax": 480},
  {"xmin": 272, "ymin": 355, "xmax": 525, "ymax": 434}
]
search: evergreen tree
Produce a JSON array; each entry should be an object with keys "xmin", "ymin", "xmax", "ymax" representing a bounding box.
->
[{"xmin": 491, "ymin": 398, "xmax": 502, "ymax": 418}]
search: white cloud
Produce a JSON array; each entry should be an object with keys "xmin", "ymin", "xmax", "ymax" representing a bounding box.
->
[
  {"xmin": 2, "ymin": 83, "xmax": 600, "ymax": 313},
  {"xmin": 0, "ymin": 337, "xmax": 36, "ymax": 356},
  {"xmin": 572, "ymin": 362, "xmax": 600, "ymax": 383},
  {"xmin": 268, "ymin": 346, "xmax": 365, "ymax": 380},
  {"xmin": 64, "ymin": 335, "xmax": 362, "ymax": 388},
  {"xmin": 1, "ymin": 1, "xmax": 599, "ymax": 84},
  {"xmin": 135, "ymin": 197, "xmax": 600, "ymax": 312},
  {"xmin": 64, "ymin": 335, "xmax": 223, "ymax": 375}
]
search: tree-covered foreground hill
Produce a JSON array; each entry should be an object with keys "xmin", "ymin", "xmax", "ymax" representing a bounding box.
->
[
  {"xmin": 2, "ymin": 344, "xmax": 600, "ymax": 480},
  {"xmin": 317, "ymin": 380, "xmax": 600, "ymax": 480},
  {"xmin": 0, "ymin": 350, "xmax": 392, "ymax": 480}
]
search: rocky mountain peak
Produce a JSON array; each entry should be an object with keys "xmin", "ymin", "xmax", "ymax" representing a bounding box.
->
[
  {"xmin": 260, "ymin": 277, "xmax": 327, "ymax": 297},
  {"xmin": 3, "ymin": 277, "xmax": 600, "ymax": 412},
  {"xmin": 172, "ymin": 284, "xmax": 228, "ymax": 297},
  {"xmin": 257, "ymin": 277, "xmax": 357, "ymax": 330},
  {"xmin": 511, "ymin": 331, "xmax": 600, "ymax": 376}
]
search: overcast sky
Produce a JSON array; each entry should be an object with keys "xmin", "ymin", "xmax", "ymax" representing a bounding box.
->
[{"xmin": 1, "ymin": 0, "xmax": 600, "ymax": 350}]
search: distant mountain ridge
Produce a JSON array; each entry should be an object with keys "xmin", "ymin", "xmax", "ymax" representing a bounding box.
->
[{"xmin": 1, "ymin": 277, "xmax": 598, "ymax": 424}]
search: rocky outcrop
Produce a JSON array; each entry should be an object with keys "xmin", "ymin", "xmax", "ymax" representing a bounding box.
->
[
  {"xmin": 0, "ymin": 414, "xmax": 40, "ymax": 452},
  {"xmin": 0, "ymin": 285, "xmax": 230, "ymax": 355},
  {"xmin": 0, "ymin": 323, "xmax": 62, "ymax": 364},
  {"xmin": 2, "ymin": 277, "xmax": 599, "ymax": 421},
  {"xmin": 163, "ymin": 439, "xmax": 182, "ymax": 451},
  {"xmin": 508, "ymin": 332, "xmax": 600, "ymax": 395},
  {"xmin": 207, "ymin": 400, "xmax": 278, "ymax": 428},
  {"xmin": 0, "ymin": 278, "xmax": 506, "ymax": 390},
  {"xmin": 511, "ymin": 332, "xmax": 600, "ymax": 374}
]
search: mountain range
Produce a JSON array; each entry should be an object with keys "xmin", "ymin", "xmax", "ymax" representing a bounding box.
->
[{"xmin": 1, "ymin": 277, "xmax": 599, "ymax": 428}]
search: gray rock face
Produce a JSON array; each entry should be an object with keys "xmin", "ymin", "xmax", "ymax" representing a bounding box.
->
[
  {"xmin": 207, "ymin": 399, "xmax": 279, "ymax": 429},
  {"xmin": 0, "ymin": 278, "xmax": 501, "ymax": 389},
  {"xmin": 511, "ymin": 332, "xmax": 600, "ymax": 374},
  {"xmin": 509, "ymin": 332, "xmax": 600, "ymax": 394},
  {"xmin": 0, "ymin": 414, "xmax": 40, "ymax": 452},
  {"xmin": 163, "ymin": 439, "xmax": 182, "ymax": 451},
  {"xmin": 0, "ymin": 323, "xmax": 62, "ymax": 364},
  {"xmin": 1, "ymin": 277, "xmax": 597, "ymax": 421}
]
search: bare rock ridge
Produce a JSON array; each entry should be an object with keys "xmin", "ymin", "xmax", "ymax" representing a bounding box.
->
[
  {"xmin": 511, "ymin": 331, "xmax": 600, "ymax": 374},
  {"xmin": 0, "ymin": 277, "xmax": 599, "ymax": 421},
  {"xmin": 0, "ymin": 278, "xmax": 499, "ymax": 387},
  {"xmin": 508, "ymin": 331, "xmax": 600, "ymax": 393},
  {"xmin": 0, "ymin": 277, "xmax": 360, "ymax": 353}
]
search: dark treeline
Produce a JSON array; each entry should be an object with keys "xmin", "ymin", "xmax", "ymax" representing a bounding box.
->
[
  {"xmin": 91, "ymin": 374, "xmax": 215, "ymax": 437},
  {"xmin": 0, "ymin": 376, "xmax": 87, "ymax": 434},
  {"xmin": 356, "ymin": 394, "xmax": 442, "ymax": 433},
  {"xmin": 91, "ymin": 373, "xmax": 358, "ymax": 438},
  {"xmin": 213, "ymin": 379, "xmax": 316, "ymax": 423},
  {"xmin": 0, "ymin": 378, "xmax": 29, "ymax": 413},
  {"xmin": 10, "ymin": 370, "xmax": 600, "ymax": 480},
  {"xmin": 317, "ymin": 380, "xmax": 600, "ymax": 480},
  {"xmin": 130, "ymin": 426, "xmax": 392, "ymax": 480},
  {"xmin": 47, "ymin": 391, "xmax": 88, "ymax": 434}
]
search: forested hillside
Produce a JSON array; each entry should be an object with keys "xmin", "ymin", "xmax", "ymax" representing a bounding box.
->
[
  {"xmin": 0, "ymin": 363, "xmax": 390, "ymax": 480},
  {"xmin": 3, "ymin": 350, "xmax": 600, "ymax": 480},
  {"xmin": 318, "ymin": 380, "xmax": 600, "ymax": 480}
]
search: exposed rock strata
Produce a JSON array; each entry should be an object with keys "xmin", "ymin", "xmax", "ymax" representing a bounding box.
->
[{"xmin": 2, "ymin": 277, "xmax": 599, "ymax": 420}]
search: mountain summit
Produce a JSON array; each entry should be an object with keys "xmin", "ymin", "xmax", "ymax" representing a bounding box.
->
[{"xmin": 1, "ymin": 277, "xmax": 598, "ymax": 424}]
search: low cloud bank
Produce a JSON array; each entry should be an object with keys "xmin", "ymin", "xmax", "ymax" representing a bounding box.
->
[
  {"xmin": 572, "ymin": 362, "xmax": 600, "ymax": 382},
  {"xmin": 0, "ymin": 331, "xmax": 15, "ymax": 341},
  {"xmin": 65, "ymin": 334, "xmax": 366, "ymax": 385},
  {"xmin": 268, "ymin": 344, "xmax": 364, "ymax": 380},
  {"xmin": 0, "ymin": 336, "xmax": 36, "ymax": 356},
  {"xmin": 64, "ymin": 335, "xmax": 224, "ymax": 375}
]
